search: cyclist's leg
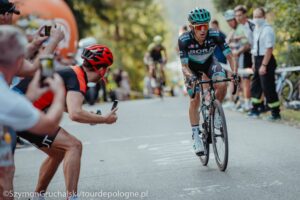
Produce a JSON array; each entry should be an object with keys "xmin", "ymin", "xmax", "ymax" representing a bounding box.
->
[
  {"xmin": 18, "ymin": 128, "xmax": 82, "ymax": 197},
  {"xmin": 209, "ymin": 58, "xmax": 227, "ymax": 102},
  {"xmin": 38, "ymin": 128, "xmax": 82, "ymax": 197},
  {"xmin": 158, "ymin": 60, "xmax": 166, "ymax": 85}
]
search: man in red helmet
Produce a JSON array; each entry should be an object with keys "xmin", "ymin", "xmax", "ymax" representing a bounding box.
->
[{"xmin": 13, "ymin": 44, "xmax": 117, "ymax": 200}]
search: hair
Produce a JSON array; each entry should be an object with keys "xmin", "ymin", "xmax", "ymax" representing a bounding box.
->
[
  {"xmin": 0, "ymin": 25, "xmax": 27, "ymax": 66},
  {"xmin": 211, "ymin": 19, "xmax": 219, "ymax": 26},
  {"xmin": 255, "ymin": 7, "xmax": 266, "ymax": 17},
  {"xmin": 234, "ymin": 5, "xmax": 247, "ymax": 14}
]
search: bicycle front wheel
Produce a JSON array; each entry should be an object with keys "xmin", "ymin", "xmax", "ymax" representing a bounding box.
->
[
  {"xmin": 211, "ymin": 100, "xmax": 228, "ymax": 171},
  {"xmin": 199, "ymin": 106, "xmax": 210, "ymax": 166}
]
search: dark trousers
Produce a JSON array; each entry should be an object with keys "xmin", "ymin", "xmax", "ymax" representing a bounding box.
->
[{"xmin": 251, "ymin": 55, "xmax": 280, "ymax": 115}]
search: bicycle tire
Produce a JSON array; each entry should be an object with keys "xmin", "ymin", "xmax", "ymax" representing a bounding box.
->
[
  {"xmin": 280, "ymin": 79, "xmax": 293, "ymax": 103},
  {"xmin": 211, "ymin": 100, "xmax": 228, "ymax": 171},
  {"xmin": 199, "ymin": 106, "xmax": 210, "ymax": 166}
]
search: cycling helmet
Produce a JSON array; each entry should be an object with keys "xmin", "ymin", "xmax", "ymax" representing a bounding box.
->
[
  {"xmin": 188, "ymin": 8, "xmax": 211, "ymax": 24},
  {"xmin": 224, "ymin": 10, "xmax": 235, "ymax": 21},
  {"xmin": 153, "ymin": 35, "xmax": 163, "ymax": 45},
  {"xmin": 81, "ymin": 44, "xmax": 113, "ymax": 68},
  {"xmin": 81, "ymin": 44, "xmax": 113, "ymax": 78}
]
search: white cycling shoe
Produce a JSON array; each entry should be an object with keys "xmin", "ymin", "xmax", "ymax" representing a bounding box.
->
[{"xmin": 192, "ymin": 132, "xmax": 205, "ymax": 156}]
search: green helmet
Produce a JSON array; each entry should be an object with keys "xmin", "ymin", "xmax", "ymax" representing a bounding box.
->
[{"xmin": 188, "ymin": 8, "xmax": 211, "ymax": 24}]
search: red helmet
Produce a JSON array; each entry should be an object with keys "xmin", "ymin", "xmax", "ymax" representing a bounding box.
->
[{"xmin": 81, "ymin": 44, "xmax": 113, "ymax": 68}]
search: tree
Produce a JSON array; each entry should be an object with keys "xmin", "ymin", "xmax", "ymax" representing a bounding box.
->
[
  {"xmin": 213, "ymin": 0, "xmax": 300, "ymax": 66},
  {"xmin": 65, "ymin": 0, "xmax": 169, "ymax": 91}
]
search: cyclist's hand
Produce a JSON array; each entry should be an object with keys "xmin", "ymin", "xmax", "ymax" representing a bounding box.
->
[
  {"xmin": 231, "ymin": 73, "xmax": 240, "ymax": 84},
  {"xmin": 26, "ymin": 70, "xmax": 49, "ymax": 102},
  {"xmin": 103, "ymin": 108, "xmax": 118, "ymax": 124},
  {"xmin": 187, "ymin": 75, "xmax": 198, "ymax": 87}
]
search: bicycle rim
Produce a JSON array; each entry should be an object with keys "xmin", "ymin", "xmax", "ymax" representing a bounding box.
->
[
  {"xmin": 281, "ymin": 80, "xmax": 293, "ymax": 102},
  {"xmin": 211, "ymin": 100, "xmax": 228, "ymax": 171}
]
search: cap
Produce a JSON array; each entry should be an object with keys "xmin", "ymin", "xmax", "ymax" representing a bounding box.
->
[{"xmin": 0, "ymin": 0, "xmax": 20, "ymax": 15}]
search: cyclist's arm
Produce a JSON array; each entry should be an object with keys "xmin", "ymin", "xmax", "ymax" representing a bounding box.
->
[
  {"xmin": 162, "ymin": 47, "xmax": 168, "ymax": 62},
  {"xmin": 66, "ymin": 91, "xmax": 113, "ymax": 124},
  {"xmin": 178, "ymin": 36, "xmax": 193, "ymax": 78}
]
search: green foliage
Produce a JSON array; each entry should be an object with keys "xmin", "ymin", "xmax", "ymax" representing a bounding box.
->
[
  {"xmin": 65, "ymin": 0, "xmax": 169, "ymax": 91},
  {"xmin": 213, "ymin": 0, "xmax": 300, "ymax": 66}
]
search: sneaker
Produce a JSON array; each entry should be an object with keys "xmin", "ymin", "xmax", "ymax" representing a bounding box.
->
[
  {"xmin": 192, "ymin": 132, "xmax": 204, "ymax": 156},
  {"xmin": 247, "ymin": 110, "xmax": 260, "ymax": 118},
  {"xmin": 265, "ymin": 115, "xmax": 281, "ymax": 121}
]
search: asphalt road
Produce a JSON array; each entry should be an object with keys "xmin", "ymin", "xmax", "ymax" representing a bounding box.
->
[{"xmin": 14, "ymin": 97, "xmax": 300, "ymax": 200}]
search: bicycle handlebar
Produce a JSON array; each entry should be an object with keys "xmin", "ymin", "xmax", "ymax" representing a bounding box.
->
[{"xmin": 191, "ymin": 76, "xmax": 240, "ymax": 98}]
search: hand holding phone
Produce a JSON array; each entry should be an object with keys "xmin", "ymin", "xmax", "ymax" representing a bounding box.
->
[{"xmin": 44, "ymin": 26, "xmax": 52, "ymax": 36}]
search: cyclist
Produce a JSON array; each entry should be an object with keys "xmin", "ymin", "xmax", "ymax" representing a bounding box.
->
[
  {"xmin": 14, "ymin": 44, "xmax": 118, "ymax": 200},
  {"xmin": 148, "ymin": 35, "xmax": 168, "ymax": 86},
  {"xmin": 178, "ymin": 8, "xmax": 237, "ymax": 155}
]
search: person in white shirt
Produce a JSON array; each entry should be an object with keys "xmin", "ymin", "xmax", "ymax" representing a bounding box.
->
[
  {"xmin": 248, "ymin": 7, "xmax": 281, "ymax": 120},
  {"xmin": 234, "ymin": 5, "xmax": 255, "ymax": 111},
  {"xmin": 0, "ymin": 25, "xmax": 65, "ymax": 199}
]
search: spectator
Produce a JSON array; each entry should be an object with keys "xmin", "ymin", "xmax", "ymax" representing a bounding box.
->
[
  {"xmin": 0, "ymin": 0, "xmax": 65, "ymax": 78},
  {"xmin": 248, "ymin": 7, "xmax": 281, "ymax": 120},
  {"xmin": 234, "ymin": 5, "xmax": 255, "ymax": 111},
  {"xmin": 0, "ymin": 25, "xmax": 65, "ymax": 199},
  {"xmin": 210, "ymin": 19, "xmax": 227, "ymax": 64}
]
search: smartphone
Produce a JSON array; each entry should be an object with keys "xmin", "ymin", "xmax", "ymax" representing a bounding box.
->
[
  {"xmin": 111, "ymin": 100, "xmax": 118, "ymax": 111},
  {"xmin": 44, "ymin": 26, "xmax": 51, "ymax": 36},
  {"xmin": 40, "ymin": 55, "xmax": 54, "ymax": 78}
]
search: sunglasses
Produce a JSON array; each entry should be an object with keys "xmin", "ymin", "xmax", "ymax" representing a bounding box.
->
[{"xmin": 192, "ymin": 23, "xmax": 209, "ymax": 31}]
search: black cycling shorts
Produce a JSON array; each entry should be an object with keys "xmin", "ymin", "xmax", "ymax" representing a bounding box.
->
[
  {"xmin": 17, "ymin": 127, "xmax": 61, "ymax": 148},
  {"xmin": 189, "ymin": 57, "xmax": 227, "ymax": 79}
]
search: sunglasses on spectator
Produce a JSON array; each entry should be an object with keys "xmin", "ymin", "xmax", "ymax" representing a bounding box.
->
[{"xmin": 192, "ymin": 23, "xmax": 209, "ymax": 31}]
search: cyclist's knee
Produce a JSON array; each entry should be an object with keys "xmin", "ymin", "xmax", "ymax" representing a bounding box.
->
[{"xmin": 70, "ymin": 138, "xmax": 82, "ymax": 153}]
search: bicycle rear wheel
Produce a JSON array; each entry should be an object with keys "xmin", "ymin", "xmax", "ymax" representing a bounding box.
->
[
  {"xmin": 199, "ymin": 106, "xmax": 210, "ymax": 166},
  {"xmin": 211, "ymin": 100, "xmax": 228, "ymax": 171}
]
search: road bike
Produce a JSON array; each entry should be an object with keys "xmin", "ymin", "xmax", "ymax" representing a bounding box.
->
[{"xmin": 190, "ymin": 73, "xmax": 239, "ymax": 171}]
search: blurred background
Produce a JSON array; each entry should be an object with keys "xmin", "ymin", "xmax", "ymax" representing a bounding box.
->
[{"xmin": 10, "ymin": 0, "xmax": 299, "ymax": 92}]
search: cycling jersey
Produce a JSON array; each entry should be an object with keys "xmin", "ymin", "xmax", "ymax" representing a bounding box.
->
[
  {"xmin": 149, "ymin": 44, "xmax": 166, "ymax": 62},
  {"xmin": 178, "ymin": 29, "xmax": 231, "ymax": 68},
  {"xmin": 14, "ymin": 66, "xmax": 88, "ymax": 111},
  {"xmin": 13, "ymin": 66, "xmax": 88, "ymax": 148}
]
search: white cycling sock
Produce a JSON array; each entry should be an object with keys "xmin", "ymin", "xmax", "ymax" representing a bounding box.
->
[{"xmin": 192, "ymin": 125, "xmax": 201, "ymax": 138}]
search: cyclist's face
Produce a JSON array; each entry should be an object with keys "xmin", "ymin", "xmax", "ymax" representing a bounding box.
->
[{"xmin": 190, "ymin": 23, "xmax": 209, "ymax": 41}]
